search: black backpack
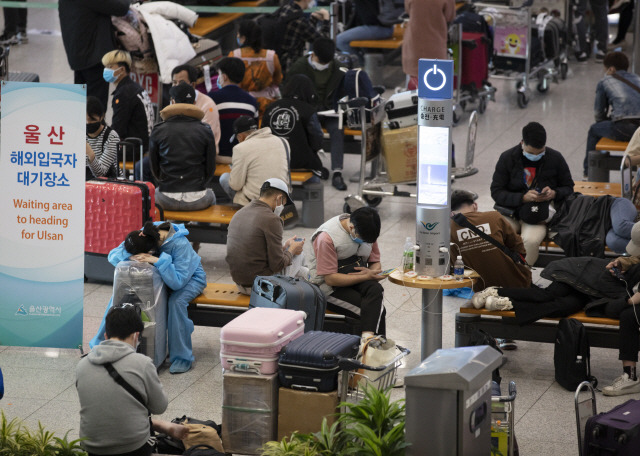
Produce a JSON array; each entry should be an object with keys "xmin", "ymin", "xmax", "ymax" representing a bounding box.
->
[
  {"xmin": 183, "ymin": 445, "xmax": 224, "ymax": 456},
  {"xmin": 258, "ymin": 6, "xmax": 303, "ymax": 56},
  {"xmin": 554, "ymin": 318, "xmax": 597, "ymax": 391}
]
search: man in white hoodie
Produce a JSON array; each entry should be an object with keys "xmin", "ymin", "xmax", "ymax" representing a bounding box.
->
[{"xmin": 76, "ymin": 306, "xmax": 187, "ymax": 456}]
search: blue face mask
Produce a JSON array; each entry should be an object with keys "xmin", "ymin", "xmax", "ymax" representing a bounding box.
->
[
  {"xmin": 103, "ymin": 68, "xmax": 119, "ymax": 84},
  {"xmin": 523, "ymin": 150, "xmax": 545, "ymax": 162},
  {"xmin": 237, "ymin": 36, "xmax": 243, "ymax": 47},
  {"xmin": 216, "ymin": 74, "xmax": 223, "ymax": 90},
  {"xmin": 350, "ymin": 231, "xmax": 364, "ymax": 244}
]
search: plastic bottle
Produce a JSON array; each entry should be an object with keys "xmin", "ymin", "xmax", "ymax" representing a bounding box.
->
[
  {"xmin": 454, "ymin": 256, "xmax": 464, "ymax": 281},
  {"xmin": 402, "ymin": 237, "xmax": 414, "ymax": 273},
  {"xmin": 576, "ymin": 355, "xmax": 583, "ymax": 365}
]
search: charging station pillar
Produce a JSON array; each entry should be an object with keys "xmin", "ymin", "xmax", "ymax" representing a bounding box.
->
[{"xmin": 415, "ymin": 59, "xmax": 454, "ymax": 359}]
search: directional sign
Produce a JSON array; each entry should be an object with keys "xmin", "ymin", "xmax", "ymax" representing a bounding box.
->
[{"xmin": 418, "ymin": 59, "xmax": 454, "ymax": 100}]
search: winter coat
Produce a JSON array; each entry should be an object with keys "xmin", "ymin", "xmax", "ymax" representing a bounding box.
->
[
  {"xmin": 58, "ymin": 0, "xmax": 130, "ymax": 71},
  {"xmin": 109, "ymin": 222, "xmax": 207, "ymax": 290},
  {"xmin": 402, "ymin": 0, "xmax": 456, "ymax": 77},
  {"xmin": 541, "ymin": 256, "xmax": 640, "ymax": 318},
  {"xmin": 135, "ymin": 1, "xmax": 197, "ymax": 84},
  {"xmin": 287, "ymin": 57, "xmax": 345, "ymax": 111},
  {"xmin": 548, "ymin": 193, "xmax": 615, "ymax": 258},
  {"xmin": 228, "ymin": 127, "xmax": 290, "ymax": 206},
  {"xmin": 76, "ymin": 340, "xmax": 168, "ymax": 455},
  {"xmin": 490, "ymin": 144, "xmax": 574, "ymax": 210},
  {"xmin": 148, "ymin": 103, "xmax": 216, "ymax": 193}
]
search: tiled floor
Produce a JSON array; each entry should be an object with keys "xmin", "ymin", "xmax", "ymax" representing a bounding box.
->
[{"xmin": 0, "ymin": 4, "xmax": 636, "ymax": 455}]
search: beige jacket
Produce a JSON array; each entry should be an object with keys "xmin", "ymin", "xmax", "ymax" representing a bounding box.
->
[{"xmin": 229, "ymin": 127, "xmax": 290, "ymax": 206}]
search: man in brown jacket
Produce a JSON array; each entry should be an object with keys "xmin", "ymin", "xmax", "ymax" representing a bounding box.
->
[
  {"xmin": 402, "ymin": 0, "xmax": 456, "ymax": 90},
  {"xmin": 226, "ymin": 178, "xmax": 306, "ymax": 294}
]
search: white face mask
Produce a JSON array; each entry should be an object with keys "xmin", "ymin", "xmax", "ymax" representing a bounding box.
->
[
  {"xmin": 309, "ymin": 55, "xmax": 330, "ymax": 71},
  {"xmin": 274, "ymin": 197, "xmax": 285, "ymax": 216},
  {"xmin": 134, "ymin": 333, "xmax": 141, "ymax": 350}
]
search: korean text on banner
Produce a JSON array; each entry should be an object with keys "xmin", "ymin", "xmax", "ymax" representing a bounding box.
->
[{"xmin": 0, "ymin": 82, "xmax": 86, "ymax": 349}]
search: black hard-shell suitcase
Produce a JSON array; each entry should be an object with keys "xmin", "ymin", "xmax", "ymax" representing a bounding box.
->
[
  {"xmin": 278, "ymin": 331, "xmax": 361, "ymax": 392},
  {"xmin": 249, "ymin": 275, "xmax": 327, "ymax": 332},
  {"xmin": 584, "ymin": 399, "xmax": 640, "ymax": 455}
]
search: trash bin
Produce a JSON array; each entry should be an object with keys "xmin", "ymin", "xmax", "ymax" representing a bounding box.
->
[{"xmin": 405, "ymin": 346, "xmax": 502, "ymax": 456}]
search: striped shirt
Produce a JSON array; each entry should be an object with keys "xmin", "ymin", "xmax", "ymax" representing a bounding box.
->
[
  {"xmin": 86, "ymin": 126, "xmax": 120, "ymax": 178},
  {"xmin": 208, "ymin": 85, "xmax": 258, "ymax": 157}
]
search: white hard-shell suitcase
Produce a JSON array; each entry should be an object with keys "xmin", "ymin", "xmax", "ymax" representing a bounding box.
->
[
  {"xmin": 220, "ymin": 307, "xmax": 306, "ymax": 374},
  {"xmin": 385, "ymin": 90, "xmax": 418, "ymax": 129}
]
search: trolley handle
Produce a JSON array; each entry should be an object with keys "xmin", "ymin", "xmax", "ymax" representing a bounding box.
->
[
  {"xmin": 338, "ymin": 345, "xmax": 410, "ymax": 372},
  {"xmin": 492, "ymin": 381, "xmax": 517, "ymax": 403}
]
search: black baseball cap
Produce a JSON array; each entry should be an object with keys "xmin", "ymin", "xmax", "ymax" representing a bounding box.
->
[
  {"xmin": 169, "ymin": 81, "xmax": 196, "ymax": 104},
  {"xmin": 233, "ymin": 115, "xmax": 258, "ymax": 135}
]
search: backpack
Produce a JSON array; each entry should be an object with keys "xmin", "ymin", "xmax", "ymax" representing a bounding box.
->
[
  {"xmin": 258, "ymin": 7, "xmax": 304, "ymax": 56},
  {"xmin": 183, "ymin": 445, "xmax": 225, "ymax": 456},
  {"xmin": 112, "ymin": 9, "xmax": 153, "ymax": 60},
  {"xmin": 233, "ymin": 48, "xmax": 276, "ymax": 92},
  {"xmin": 377, "ymin": 0, "xmax": 405, "ymax": 26},
  {"xmin": 453, "ymin": 11, "xmax": 493, "ymax": 63},
  {"xmin": 554, "ymin": 318, "xmax": 597, "ymax": 391}
]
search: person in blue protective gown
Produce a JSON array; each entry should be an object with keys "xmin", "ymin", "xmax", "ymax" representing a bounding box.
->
[{"xmin": 90, "ymin": 221, "xmax": 206, "ymax": 374}]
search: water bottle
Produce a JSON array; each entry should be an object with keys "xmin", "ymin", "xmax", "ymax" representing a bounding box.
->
[
  {"xmin": 454, "ymin": 256, "xmax": 464, "ymax": 281},
  {"xmin": 402, "ymin": 237, "xmax": 414, "ymax": 273},
  {"xmin": 576, "ymin": 355, "xmax": 583, "ymax": 366}
]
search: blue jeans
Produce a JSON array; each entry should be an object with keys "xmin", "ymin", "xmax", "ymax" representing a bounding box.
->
[
  {"xmin": 219, "ymin": 172, "xmax": 237, "ymax": 200},
  {"xmin": 606, "ymin": 197, "xmax": 637, "ymax": 253},
  {"xmin": 134, "ymin": 156, "xmax": 154, "ymax": 183},
  {"xmin": 319, "ymin": 116, "xmax": 344, "ymax": 171},
  {"xmin": 584, "ymin": 120, "xmax": 638, "ymax": 174},
  {"xmin": 336, "ymin": 25, "xmax": 394, "ymax": 63}
]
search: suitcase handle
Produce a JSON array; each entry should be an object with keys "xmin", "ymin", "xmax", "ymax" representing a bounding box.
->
[{"xmin": 125, "ymin": 137, "xmax": 144, "ymax": 181}]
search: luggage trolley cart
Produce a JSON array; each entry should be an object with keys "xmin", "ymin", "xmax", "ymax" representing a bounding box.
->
[
  {"xmin": 337, "ymin": 345, "xmax": 410, "ymax": 410},
  {"xmin": 491, "ymin": 381, "xmax": 517, "ymax": 456},
  {"xmin": 478, "ymin": 2, "xmax": 568, "ymax": 108},
  {"xmin": 341, "ymin": 98, "xmax": 416, "ymax": 213},
  {"xmin": 449, "ymin": 23, "xmax": 497, "ymax": 123}
]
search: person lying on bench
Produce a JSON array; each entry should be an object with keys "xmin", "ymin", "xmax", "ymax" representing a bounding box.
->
[
  {"xmin": 308, "ymin": 207, "xmax": 386, "ymax": 341},
  {"xmin": 450, "ymin": 189, "xmax": 531, "ymax": 290},
  {"xmin": 91, "ymin": 221, "xmax": 207, "ymax": 374},
  {"xmin": 226, "ymin": 178, "xmax": 307, "ymax": 294}
]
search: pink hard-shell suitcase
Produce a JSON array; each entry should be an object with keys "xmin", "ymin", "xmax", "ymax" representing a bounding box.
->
[{"xmin": 220, "ymin": 307, "xmax": 306, "ymax": 375}]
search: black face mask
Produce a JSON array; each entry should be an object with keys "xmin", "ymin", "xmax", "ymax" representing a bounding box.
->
[{"xmin": 86, "ymin": 121, "xmax": 102, "ymax": 135}]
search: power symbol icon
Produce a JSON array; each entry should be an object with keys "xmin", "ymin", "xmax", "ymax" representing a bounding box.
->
[{"xmin": 423, "ymin": 64, "xmax": 447, "ymax": 91}]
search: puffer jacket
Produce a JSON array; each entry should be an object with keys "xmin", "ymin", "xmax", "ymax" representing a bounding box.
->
[
  {"xmin": 136, "ymin": 1, "xmax": 197, "ymax": 84},
  {"xmin": 149, "ymin": 103, "xmax": 216, "ymax": 193}
]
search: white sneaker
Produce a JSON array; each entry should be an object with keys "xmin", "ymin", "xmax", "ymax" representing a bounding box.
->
[
  {"xmin": 603, "ymin": 373, "xmax": 640, "ymax": 396},
  {"xmin": 471, "ymin": 287, "xmax": 500, "ymax": 309},
  {"xmin": 485, "ymin": 296, "xmax": 513, "ymax": 311}
]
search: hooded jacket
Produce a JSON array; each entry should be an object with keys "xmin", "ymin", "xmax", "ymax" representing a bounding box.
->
[
  {"xmin": 109, "ymin": 222, "xmax": 207, "ymax": 291},
  {"xmin": 149, "ymin": 103, "xmax": 217, "ymax": 194},
  {"xmin": 76, "ymin": 340, "xmax": 168, "ymax": 455},
  {"xmin": 490, "ymin": 144, "xmax": 574, "ymax": 210}
]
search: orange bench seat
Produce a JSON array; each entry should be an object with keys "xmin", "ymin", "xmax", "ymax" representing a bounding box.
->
[
  {"xmin": 459, "ymin": 307, "xmax": 619, "ymax": 326},
  {"xmin": 160, "ymin": 204, "xmax": 239, "ymax": 224},
  {"xmin": 595, "ymin": 138, "xmax": 629, "ymax": 152}
]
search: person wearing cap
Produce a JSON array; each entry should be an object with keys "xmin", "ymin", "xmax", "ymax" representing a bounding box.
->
[
  {"xmin": 490, "ymin": 122, "xmax": 574, "ymax": 266},
  {"xmin": 307, "ymin": 207, "xmax": 386, "ymax": 338},
  {"xmin": 219, "ymin": 116, "xmax": 290, "ymax": 206},
  {"xmin": 149, "ymin": 81, "xmax": 216, "ymax": 211},
  {"xmin": 208, "ymin": 57, "xmax": 258, "ymax": 163},
  {"xmin": 101, "ymin": 50, "xmax": 154, "ymax": 159},
  {"xmin": 450, "ymin": 189, "xmax": 531, "ymax": 292},
  {"xmin": 226, "ymin": 178, "xmax": 307, "ymax": 294}
]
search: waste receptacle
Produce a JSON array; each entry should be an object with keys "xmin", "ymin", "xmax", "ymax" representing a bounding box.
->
[{"xmin": 405, "ymin": 345, "xmax": 502, "ymax": 456}]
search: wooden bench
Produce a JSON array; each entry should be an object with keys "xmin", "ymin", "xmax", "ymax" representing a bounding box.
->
[
  {"xmin": 189, "ymin": 282, "xmax": 358, "ymax": 334},
  {"xmin": 588, "ymin": 138, "xmax": 630, "ymax": 182},
  {"xmin": 189, "ymin": 0, "xmax": 268, "ymax": 39},
  {"xmin": 159, "ymin": 204, "xmax": 239, "ymax": 244},
  {"xmin": 349, "ymin": 23, "xmax": 404, "ymax": 50},
  {"xmin": 596, "ymin": 138, "xmax": 629, "ymax": 152},
  {"xmin": 455, "ymin": 306, "xmax": 621, "ymax": 349},
  {"xmin": 573, "ymin": 180, "xmax": 622, "ymax": 197},
  {"xmin": 349, "ymin": 24, "xmax": 404, "ymax": 86},
  {"xmin": 213, "ymin": 164, "xmax": 324, "ymax": 227}
]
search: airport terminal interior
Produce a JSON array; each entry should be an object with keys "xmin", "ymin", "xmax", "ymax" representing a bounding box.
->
[{"xmin": 0, "ymin": 1, "xmax": 638, "ymax": 455}]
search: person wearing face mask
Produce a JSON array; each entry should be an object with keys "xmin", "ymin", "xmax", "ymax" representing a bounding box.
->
[
  {"xmin": 219, "ymin": 116, "xmax": 290, "ymax": 206},
  {"xmin": 91, "ymin": 221, "xmax": 207, "ymax": 374},
  {"xmin": 208, "ymin": 57, "xmax": 259, "ymax": 163},
  {"xmin": 226, "ymin": 178, "xmax": 307, "ymax": 294},
  {"xmin": 288, "ymin": 37, "xmax": 349, "ymax": 190},
  {"xmin": 584, "ymin": 51, "xmax": 640, "ymax": 177},
  {"xmin": 78, "ymin": 305, "xmax": 191, "ymax": 455},
  {"xmin": 491, "ymin": 122, "xmax": 574, "ymax": 266},
  {"xmin": 101, "ymin": 50, "xmax": 155, "ymax": 161},
  {"xmin": 86, "ymin": 96, "xmax": 120, "ymax": 180},
  {"xmin": 307, "ymin": 207, "xmax": 386, "ymax": 340},
  {"xmin": 230, "ymin": 20, "xmax": 283, "ymax": 117}
]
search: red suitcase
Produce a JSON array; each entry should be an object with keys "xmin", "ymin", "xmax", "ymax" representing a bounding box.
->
[
  {"xmin": 85, "ymin": 140, "xmax": 156, "ymax": 282},
  {"xmin": 460, "ymin": 32, "xmax": 490, "ymax": 91}
]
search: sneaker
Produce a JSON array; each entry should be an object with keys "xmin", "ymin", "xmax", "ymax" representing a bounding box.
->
[
  {"xmin": 169, "ymin": 358, "xmax": 192, "ymax": 374},
  {"xmin": 594, "ymin": 51, "xmax": 605, "ymax": 63},
  {"xmin": 485, "ymin": 296, "xmax": 513, "ymax": 311},
  {"xmin": 497, "ymin": 338, "xmax": 518, "ymax": 351},
  {"xmin": 603, "ymin": 373, "xmax": 640, "ymax": 396},
  {"xmin": 0, "ymin": 33, "xmax": 17, "ymax": 45},
  {"xmin": 471, "ymin": 286, "xmax": 500, "ymax": 309},
  {"xmin": 332, "ymin": 172, "xmax": 347, "ymax": 191},
  {"xmin": 15, "ymin": 31, "xmax": 27, "ymax": 44},
  {"xmin": 576, "ymin": 52, "xmax": 588, "ymax": 63}
]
